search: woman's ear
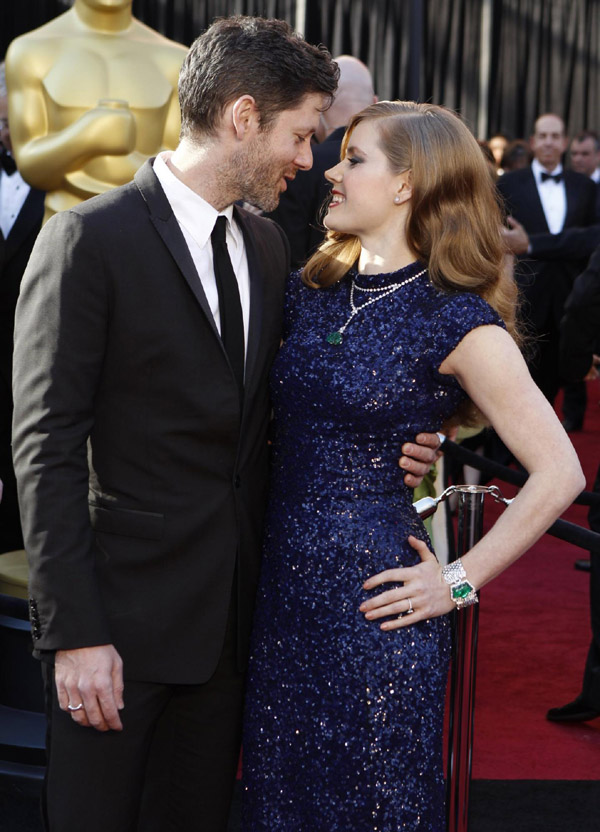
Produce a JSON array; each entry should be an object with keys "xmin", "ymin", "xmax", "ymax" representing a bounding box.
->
[{"xmin": 394, "ymin": 170, "xmax": 413, "ymax": 205}]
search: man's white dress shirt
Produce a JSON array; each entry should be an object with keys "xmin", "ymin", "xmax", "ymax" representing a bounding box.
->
[
  {"xmin": 0, "ymin": 167, "xmax": 30, "ymax": 239},
  {"xmin": 532, "ymin": 157, "xmax": 567, "ymax": 234},
  {"xmin": 153, "ymin": 152, "xmax": 251, "ymax": 355}
]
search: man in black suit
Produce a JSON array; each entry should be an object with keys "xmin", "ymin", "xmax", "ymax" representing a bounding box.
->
[
  {"xmin": 0, "ymin": 61, "xmax": 44, "ymax": 553},
  {"xmin": 560, "ymin": 131, "xmax": 600, "ymax": 429},
  {"xmin": 12, "ymin": 18, "xmax": 439, "ymax": 832},
  {"xmin": 12, "ymin": 18, "xmax": 339, "ymax": 832},
  {"xmin": 546, "ymin": 245, "xmax": 600, "ymax": 723},
  {"xmin": 497, "ymin": 113, "xmax": 597, "ymax": 408},
  {"xmin": 266, "ymin": 55, "xmax": 376, "ymax": 269}
]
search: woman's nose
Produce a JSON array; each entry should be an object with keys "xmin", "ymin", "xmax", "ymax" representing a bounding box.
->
[{"xmin": 325, "ymin": 162, "xmax": 343, "ymax": 183}]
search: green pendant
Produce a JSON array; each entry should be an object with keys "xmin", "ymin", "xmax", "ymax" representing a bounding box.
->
[{"xmin": 326, "ymin": 331, "xmax": 343, "ymax": 345}]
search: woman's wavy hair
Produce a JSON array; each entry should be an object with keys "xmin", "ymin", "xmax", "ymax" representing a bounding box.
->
[{"xmin": 303, "ymin": 100, "xmax": 521, "ymax": 426}]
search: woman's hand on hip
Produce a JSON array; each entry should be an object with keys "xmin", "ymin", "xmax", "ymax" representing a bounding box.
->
[{"xmin": 359, "ymin": 536, "xmax": 454, "ymax": 629}]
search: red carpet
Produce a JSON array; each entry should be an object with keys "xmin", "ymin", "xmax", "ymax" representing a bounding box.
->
[{"xmin": 471, "ymin": 380, "xmax": 600, "ymax": 780}]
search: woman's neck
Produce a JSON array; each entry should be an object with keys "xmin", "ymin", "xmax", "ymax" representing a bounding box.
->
[
  {"xmin": 357, "ymin": 240, "xmax": 416, "ymax": 275},
  {"xmin": 356, "ymin": 209, "xmax": 415, "ymax": 275}
]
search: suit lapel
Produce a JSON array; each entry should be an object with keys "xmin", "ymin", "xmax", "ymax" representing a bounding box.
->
[
  {"xmin": 134, "ymin": 162, "xmax": 281, "ymax": 411},
  {"xmin": 134, "ymin": 161, "xmax": 221, "ymax": 345},
  {"xmin": 234, "ymin": 206, "xmax": 265, "ymax": 395}
]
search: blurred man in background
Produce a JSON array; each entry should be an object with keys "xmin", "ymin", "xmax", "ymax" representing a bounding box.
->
[
  {"xmin": 497, "ymin": 113, "xmax": 597, "ymax": 426},
  {"xmin": 0, "ymin": 61, "xmax": 44, "ymax": 553}
]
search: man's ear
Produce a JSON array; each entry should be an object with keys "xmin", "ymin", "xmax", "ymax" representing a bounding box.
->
[{"xmin": 231, "ymin": 95, "xmax": 260, "ymax": 140}]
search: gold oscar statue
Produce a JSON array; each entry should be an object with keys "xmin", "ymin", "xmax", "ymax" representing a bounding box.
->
[{"xmin": 5, "ymin": 0, "xmax": 187, "ymax": 221}]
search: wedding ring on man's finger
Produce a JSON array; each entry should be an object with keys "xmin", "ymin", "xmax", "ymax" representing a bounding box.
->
[{"xmin": 67, "ymin": 703, "xmax": 84, "ymax": 711}]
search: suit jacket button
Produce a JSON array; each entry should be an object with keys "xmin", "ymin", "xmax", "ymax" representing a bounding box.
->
[{"xmin": 234, "ymin": 475, "xmax": 241, "ymax": 488}]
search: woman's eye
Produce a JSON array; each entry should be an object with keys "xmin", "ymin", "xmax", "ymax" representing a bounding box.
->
[{"xmin": 348, "ymin": 156, "xmax": 362, "ymax": 166}]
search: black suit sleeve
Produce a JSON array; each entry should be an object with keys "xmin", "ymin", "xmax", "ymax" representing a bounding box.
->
[
  {"xmin": 559, "ymin": 245, "xmax": 600, "ymax": 380},
  {"xmin": 12, "ymin": 210, "xmax": 112, "ymax": 651},
  {"xmin": 529, "ymin": 225, "xmax": 600, "ymax": 261}
]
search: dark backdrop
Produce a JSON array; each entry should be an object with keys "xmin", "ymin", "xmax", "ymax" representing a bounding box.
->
[{"xmin": 1, "ymin": 0, "xmax": 599, "ymax": 141}]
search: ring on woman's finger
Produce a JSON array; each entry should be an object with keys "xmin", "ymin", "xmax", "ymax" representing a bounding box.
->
[
  {"xmin": 67, "ymin": 702, "xmax": 84, "ymax": 712},
  {"xmin": 397, "ymin": 597, "xmax": 415, "ymax": 619}
]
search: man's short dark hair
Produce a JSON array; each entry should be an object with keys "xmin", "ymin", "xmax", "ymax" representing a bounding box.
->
[
  {"xmin": 178, "ymin": 16, "xmax": 339, "ymax": 138},
  {"xmin": 572, "ymin": 130, "xmax": 600, "ymax": 151}
]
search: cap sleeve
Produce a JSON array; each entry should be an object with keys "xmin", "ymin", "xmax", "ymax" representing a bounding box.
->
[{"xmin": 428, "ymin": 292, "xmax": 506, "ymax": 371}]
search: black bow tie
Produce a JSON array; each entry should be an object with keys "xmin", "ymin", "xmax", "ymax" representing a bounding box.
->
[
  {"xmin": 0, "ymin": 149, "xmax": 17, "ymax": 176},
  {"xmin": 541, "ymin": 171, "xmax": 562, "ymax": 184}
]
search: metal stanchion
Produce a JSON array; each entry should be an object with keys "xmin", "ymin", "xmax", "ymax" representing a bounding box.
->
[
  {"xmin": 446, "ymin": 486, "xmax": 485, "ymax": 832},
  {"xmin": 414, "ymin": 484, "xmax": 512, "ymax": 832}
]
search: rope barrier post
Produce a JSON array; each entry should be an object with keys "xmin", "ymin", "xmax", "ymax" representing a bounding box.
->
[
  {"xmin": 446, "ymin": 485, "xmax": 486, "ymax": 832},
  {"xmin": 414, "ymin": 447, "xmax": 600, "ymax": 830}
]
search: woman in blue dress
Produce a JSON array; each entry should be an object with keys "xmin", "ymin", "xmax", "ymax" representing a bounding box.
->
[{"xmin": 242, "ymin": 101, "xmax": 584, "ymax": 831}]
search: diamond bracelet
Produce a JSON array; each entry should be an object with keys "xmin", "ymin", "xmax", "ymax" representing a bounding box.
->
[{"xmin": 441, "ymin": 559, "xmax": 479, "ymax": 609}]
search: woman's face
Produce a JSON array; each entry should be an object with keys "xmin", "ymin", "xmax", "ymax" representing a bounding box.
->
[
  {"xmin": 323, "ymin": 119, "xmax": 411, "ymax": 240},
  {"xmin": 488, "ymin": 135, "xmax": 507, "ymax": 166}
]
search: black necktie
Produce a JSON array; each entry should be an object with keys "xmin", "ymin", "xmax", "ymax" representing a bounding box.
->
[
  {"xmin": 540, "ymin": 171, "xmax": 562, "ymax": 183},
  {"xmin": 211, "ymin": 216, "xmax": 245, "ymax": 400},
  {"xmin": 0, "ymin": 149, "xmax": 17, "ymax": 176}
]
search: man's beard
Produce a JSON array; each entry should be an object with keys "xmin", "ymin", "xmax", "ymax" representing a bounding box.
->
[{"xmin": 226, "ymin": 138, "xmax": 292, "ymax": 213}]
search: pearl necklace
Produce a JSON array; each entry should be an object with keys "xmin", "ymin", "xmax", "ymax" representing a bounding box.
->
[{"xmin": 326, "ymin": 267, "xmax": 428, "ymax": 345}]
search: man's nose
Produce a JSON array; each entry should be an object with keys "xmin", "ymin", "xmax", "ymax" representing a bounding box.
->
[{"xmin": 295, "ymin": 142, "xmax": 313, "ymax": 171}]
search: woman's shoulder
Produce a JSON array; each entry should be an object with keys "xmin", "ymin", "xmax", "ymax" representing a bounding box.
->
[
  {"xmin": 423, "ymin": 281, "xmax": 504, "ymax": 327},
  {"xmin": 412, "ymin": 281, "xmax": 506, "ymax": 369}
]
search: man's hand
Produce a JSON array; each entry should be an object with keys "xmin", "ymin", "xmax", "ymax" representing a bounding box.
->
[
  {"xmin": 55, "ymin": 644, "xmax": 124, "ymax": 732},
  {"xmin": 400, "ymin": 432, "xmax": 443, "ymax": 488},
  {"xmin": 501, "ymin": 216, "xmax": 530, "ymax": 255}
]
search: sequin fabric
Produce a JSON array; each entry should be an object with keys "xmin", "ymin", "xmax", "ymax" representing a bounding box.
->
[{"xmin": 242, "ymin": 261, "xmax": 504, "ymax": 831}]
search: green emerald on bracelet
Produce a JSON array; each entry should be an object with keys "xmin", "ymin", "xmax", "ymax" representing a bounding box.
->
[{"xmin": 451, "ymin": 581, "xmax": 475, "ymax": 601}]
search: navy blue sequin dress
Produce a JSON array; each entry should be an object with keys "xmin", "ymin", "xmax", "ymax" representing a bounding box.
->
[{"xmin": 242, "ymin": 261, "xmax": 503, "ymax": 831}]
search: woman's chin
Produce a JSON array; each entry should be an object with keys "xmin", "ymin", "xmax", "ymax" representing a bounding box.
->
[{"xmin": 323, "ymin": 213, "xmax": 342, "ymax": 233}]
